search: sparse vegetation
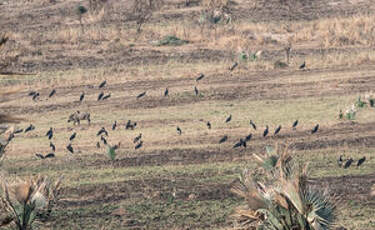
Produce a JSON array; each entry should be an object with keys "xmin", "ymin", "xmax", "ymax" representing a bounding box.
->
[{"xmin": 0, "ymin": 0, "xmax": 375, "ymax": 229}]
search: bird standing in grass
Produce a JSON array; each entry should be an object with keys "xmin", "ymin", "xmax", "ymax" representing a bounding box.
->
[
  {"xmin": 97, "ymin": 127, "xmax": 108, "ymax": 136},
  {"xmin": 137, "ymin": 91, "xmax": 146, "ymax": 99},
  {"xmin": 344, "ymin": 158, "xmax": 353, "ymax": 169},
  {"xmin": 36, "ymin": 153, "xmax": 55, "ymax": 159},
  {"xmin": 206, "ymin": 121, "xmax": 211, "ymax": 129},
  {"xmin": 337, "ymin": 155, "xmax": 344, "ymax": 167},
  {"xmin": 177, "ymin": 126, "xmax": 182, "ymax": 135},
  {"xmin": 79, "ymin": 92, "xmax": 85, "ymax": 102},
  {"xmin": 233, "ymin": 139, "xmax": 244, "ymax": 149},
  {"xmin": 97, "ymin": 92, "xmax": 104, "ymax": 101},
  {"xmin": 299, "ymin": 61, "xmax": 306, "ymax": 70},
  {"xmin": 49, "ymin": 89, "xmax": 56, "ymax": 98},
  {"xmin": 196, "ymin": 73, "xmax": 205, "ymax": 82},
  {"xmin": 135, "ymin": 141, "xmax": 143, "ymax": 150},
  {"xmin": 229, "ymin": 62, "xmax": 238, "ymax": 72},
  {"xmin": 164, "ymin": 88, "xmax": 169, "ymax": 97},
  {"xmin": 112, "ymin": 121, "xmax": 117, "ymax": 131},
  {"xmin": 101, "ymin": 136, "xmax": 107, "ymax": 145},
  {"xmin": 194, "ymin": 86, "xmax": 199, "ymax": 96},
  {"xmin": 134, "ymin": 133, "xmax": 142, "ymax": 143},
  {"xmin": 245, "ymin": 133, "xmax": 252, "ymax": 142},
  {"xmin": 99, "ymin": 80, "xmax": 107, "ymax": 89},
  {"xmin": 46, "ymin": 127, "xmax": 53, "ymax": 140},
  {"xmin": 263, "ymin": 125, "xmax": 269, "ymax": 137},
  {"xmin": 219, "ymin": 135, "xmax": 228, "ymax": 144},
  {"xmin": 69, "ymin": 132, "xmax": 77, "ymax": 141},
  {"xmin": 357, "ymin": 156, "xmax": 366, "ymax": 167},
  {"xmin": 32, "ymin": 93, "xmax": 39, "ymax": 101},
  {"xmin": 24, "ymin": 124, "xmax": 35, "ymax": 133},
  {"xmin": 292, "ymin": 120, "xmax": 298, "ymax": 130},
  {"xmin": 102, "ymin": 93, "xmax": 111, "ymax": 100},
  {"xmin": 274, "ymin": 125, "xmax": 281, "ymax": 136},
  {"xmin": 250, "ymin": 120, "xmax": 256, "ymax": 130},
  {"xmin": 50, "ymin": 142, "xmax": 56, "ymax": 152},
  {"xmin": 311, "ymin": 124, "xmax": 319, "ymax": 134},
  {"xmin": 225, "ymin": 115, "xmax": 232, "ymax": 123},
  {"xmin": 66, "ymin": 143, "xmax": 74, "ymax": 153}
]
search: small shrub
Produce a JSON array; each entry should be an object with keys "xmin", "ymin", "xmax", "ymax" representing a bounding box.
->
[
  {"xmin": 355, "ymin": 96, "xmax": 366, "ymax": 108},
  {"xmin": 106, "ymin": 145, "xmax": 116, "ymax": 161},
  {"xmin": 154, "ymin": 35, "xmax": 189, "ymax": 46}
]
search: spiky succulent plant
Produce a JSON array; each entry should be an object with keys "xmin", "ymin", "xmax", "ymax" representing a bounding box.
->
[{"xmin": 231, "ymin": 144, "xmax": 339, "ymax": 230}]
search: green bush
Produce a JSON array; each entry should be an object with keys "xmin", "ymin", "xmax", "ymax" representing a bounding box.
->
[{"xmin": 155, "ymin": 36, "xmax": 189, "ymax": 46}]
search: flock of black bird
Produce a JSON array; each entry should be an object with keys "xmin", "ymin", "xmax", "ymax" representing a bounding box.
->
[{"xmin": 15, "ymin": 61, "xmax": 366, "ymax": 168}]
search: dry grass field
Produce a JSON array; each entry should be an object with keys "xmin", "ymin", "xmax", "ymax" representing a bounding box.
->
[{"xmin": 1, "ymin": 0, "xmax": 375, "ymax": 229}]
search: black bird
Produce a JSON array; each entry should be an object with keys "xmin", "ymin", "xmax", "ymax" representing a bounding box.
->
[
  {"xmin": 102, "ymin": 93, "xmax": 111, "ymax": 100},
  {"xmin": 343, "ymin": 158, "xmax": 353, "ymax": 169},
  {"xmin": 32, "ymin": 92, "xmax": 40, "ymax": 101},
  {"xmin": 101, "ymin": 136, "xmax": 107, "ymax": 145},
  {"xmin": 263, "ymin": 125, "xmax": 269, "ymax": 137},
  {"xmin": 96, "ymin": 142, "xmax": 100, "ymax": 149},
  {"xmin": 311, "ymin": 124, "xmax": 319, "ymax": 134},
  {"xmin": 219, "ymin": 135, "xmax": 228, "ymax": 144},
  {"xmin": 357, "ymin": 156, "xmax": 366, "ymax": 167},
  {"xmin": 79, "ymin": 92, "xmax": 85, "ymax": 102},
  {"xmin": 97, "ymin": 127, "xmax": 108, "ymax": 136},
  {"xmin": 113, "ymin": 142, "xmax": 121, "ymax": 150},
  {"xmin": 46, "ymin": 127, "xmax": 53, "ymax": 137},
  {"xmin": 125, "ymin": 120, "xmax": 132, "ymax": 130},
  {"xmin": 196, "ymin": 73, "xmax": 205, "ymax": 82},
  {"xmin": 337, "ymin": 155, "xmax": 344, "ymax": 167},
  {"xmin": 245, "ymin": 133, "xmax": 252, "ymax": 142},
  {"xmin": 50, "ymin": 142, "xmax": 56, "ymax": 152},
  {"xmin": 14, "ymin": 128, "xmax": 23, "ymax": 134},
  {"xmin": 137, "ymin": 91, "xmax": 146, "ymax": 99},
  {"xmin": 49, "ymin": 89, "xmax": 56, "ymax": 98},
  {"xmin": 66, "ymin": 144, "xmax": 74, "ymax": 153},
  {"xmin": 299, "ymin": 61, "xmax": 306, "ymax": 70},
  {"xmin": 97, "ymin": 92, "xmax": 104, "ymax": 101},
  {"xmin": 225, "ymin": 115, "xmax": 232, "ymax": 123},
  {"xmin": 250, "ymin": 120, "xmax": 257, "ymax": 130},
  {"xmin": 133, "ymin": 133, "xmax": 142, "ymax": 143},
  {"xmin": 177, "ymin": 126, "xmax": 182, "ymax": 135},
  {"xmin": 274, "ymin": 125, "xmax": 282, "ymax": 136},
  {"xmin": 69, "ymin": 132, "xmax": 77, "ymax": 141},
  {"xmin": 339, "ymin": 110, "xmax": 343, "ymax": 119},
  {"xmin": 99, "ymin": 80, "xmax": 107, "ymax": 89},
  {"xmin": 229, "ymin": 62, "xmax": 238, "ymax": 72},
  {"xmin": 135, "ymin": 141, "xmax": 143, "ymax": 150},
  {"xmin": 233, "ymin": 139, "xmax": 244, "ymax": 148},
  {"xmin": 164, "ymin": 88, "xmax": 169, "ymax": 97},
  {"xmin": 112, "ymin": 121, "xmax": 117, "ymax": 131},
  {"xmin": 194, "ymin": 86, "xmax": 199, "ymax": 96},
  {"xmin": 28, "ymin": 91, "xmax": 37, "ymax": 96},
  {"xmin": 292, "ymin": 120, "xmax": 298, "ymax": 129},
  {"xmin": 206, "ymin": 121, "xmax": 211, "ymax": 129},
  {"xmin": 24, "ymin": 124, "xmax": 35, "ymax": 133},
  {"xmin": 35, "ymin": 153, "xmax": 55, "ymax": 159}
]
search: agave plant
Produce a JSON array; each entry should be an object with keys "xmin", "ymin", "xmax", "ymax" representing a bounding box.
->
[
  {"xmin": 0, "ymin": 175, "xmax": 63, "ymax": 229},
  {"xmin": 231, "ymin": 144, "xmax": 339, "ymax": 230}
]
